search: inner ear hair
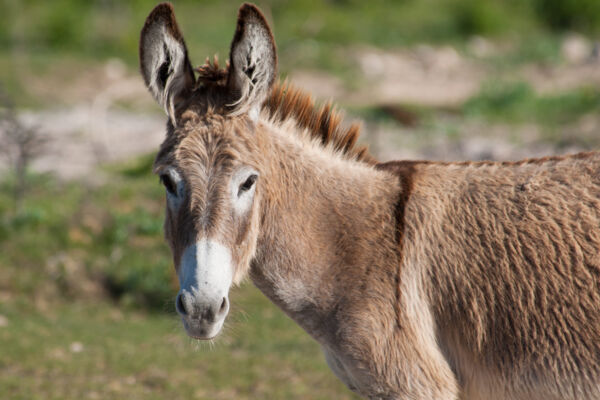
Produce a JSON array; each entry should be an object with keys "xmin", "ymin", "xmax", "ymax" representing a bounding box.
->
[
  {"xmin": 139, "ymin": 2, "xmax": 195, "ymax": 123},
  {"xmin": 227, "ymin": 3, "xmax": 278, "ymax": 117}
]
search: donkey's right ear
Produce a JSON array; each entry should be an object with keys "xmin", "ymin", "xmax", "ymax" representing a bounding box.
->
[
  {"xmin": 226, "ymin": 3, "xmax": 277, "ymax": 119},
  {"xmin": 139, "ymin": 3, "xmax": 195, "ymax": 123}
]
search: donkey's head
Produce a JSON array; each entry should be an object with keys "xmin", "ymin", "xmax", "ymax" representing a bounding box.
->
[{"xmin": 139, "ymin": 2, "xmax": 277, "ymax": 339}]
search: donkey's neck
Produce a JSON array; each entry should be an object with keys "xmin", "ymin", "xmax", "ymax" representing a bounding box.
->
[{"xmin": 250, "ymin": 120, "xmax": 402, "ymax": 344}]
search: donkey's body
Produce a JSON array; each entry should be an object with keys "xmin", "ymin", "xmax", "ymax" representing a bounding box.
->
[
  {"xmin": 249, "ymin": 114, "xmax": 600, "ymax": 399},
  {"xmin": 139, "ymin": 3, "xmax": 600, "ymax": 399}
]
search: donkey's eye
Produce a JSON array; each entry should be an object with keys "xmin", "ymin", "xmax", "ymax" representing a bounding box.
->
[
  {"xmin": 238, "ymin": 174, "xmax": 257, "ymax": 196},
  {"xmin": 160, "ymin": 173, "xmax": 177, "ymax": 195}
]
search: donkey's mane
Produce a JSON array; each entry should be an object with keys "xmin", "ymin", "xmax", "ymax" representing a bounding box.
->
[{"xmin": 195, "ymin": 57, "xmax": 375, "ymax": 165}]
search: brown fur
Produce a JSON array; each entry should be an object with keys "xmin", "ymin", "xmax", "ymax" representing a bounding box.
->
[
  {"xmin": 140, "ymin": 3, "xmax": 600, "ymax": 399},
  {"xmin": 266, "ymin": 81, "xmax": 374, "ymax": 164}
]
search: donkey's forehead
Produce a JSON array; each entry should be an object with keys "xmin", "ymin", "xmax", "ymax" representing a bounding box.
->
[
  {"xmin": 154, "ymin": 112, "xmax": 255, "ymax": 174},
  {"xmin": 177, "ymin": 132, "xmax": 235, "ymax": 170}
]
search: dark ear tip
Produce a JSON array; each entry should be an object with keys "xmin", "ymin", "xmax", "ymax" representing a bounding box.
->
[
  {"xmin": 142, "ymin": 2, "xmax": 184, "ymax": 39},
  {"xmin": 141, "ymin": 3, "xmax": 177, "ymax": 41},
  {"xmin": 146, "ymin": 2, "xmax": 175, "ymax": 21},
  {"xmin": 238, "ymin": 3, "xmax": 268, "ymax": 24}
]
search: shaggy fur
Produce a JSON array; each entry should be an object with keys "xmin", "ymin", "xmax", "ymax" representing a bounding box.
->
[
  {"xmin": 140, "ymin": 3, "xmax": 600, "ymax": 399},
  {"xmin": 193, "ymin": 57, "xmax": 373, "ymax": 163}
]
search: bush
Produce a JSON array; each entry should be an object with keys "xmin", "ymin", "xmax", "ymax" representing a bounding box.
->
[
  {"xmin": 533, "ymin": 0, "xmax": 600, "ymax": 33},
  {"xmin": 449, "ymin": 0, "xmax": 512, "ymax": 37}
]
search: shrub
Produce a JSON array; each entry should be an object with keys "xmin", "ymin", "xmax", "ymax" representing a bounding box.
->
[{"xmin": 533, "ymin": 0, "xmax": 600, "ymax": 33}]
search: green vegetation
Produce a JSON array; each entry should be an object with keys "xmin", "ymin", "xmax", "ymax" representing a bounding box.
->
[
  {"xmin": 4, "ymin": 0, "xmax": 599, "ymax": 62},
  {"xmin": 0, "ymin": 288, "xmax": 356, "ymax": 399},
  {"xmin": 533, "ymin": 0, "xmax": 600, "ymax": 33},
  {"xmin": 464, "ymin": 81, "xmax": 600, "ymax": 126}
]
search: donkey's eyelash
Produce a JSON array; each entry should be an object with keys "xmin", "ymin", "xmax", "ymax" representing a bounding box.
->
[{"xmin": 159, "ymin": 173, "xmax": 177, "ymax": 195}]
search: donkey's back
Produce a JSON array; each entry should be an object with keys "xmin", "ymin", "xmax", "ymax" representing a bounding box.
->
[{"xmin": 394, "ymin": 152, "xmax": 600, "ymax": 399}]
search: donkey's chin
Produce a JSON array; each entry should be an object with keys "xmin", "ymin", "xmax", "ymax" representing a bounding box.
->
[{"xmin": 181, "ymin": 317, "xmax": 225, "ymax": 340}]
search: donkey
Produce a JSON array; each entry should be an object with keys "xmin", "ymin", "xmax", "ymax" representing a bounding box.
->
[{"xmin": 139, "ymin": 3, "xmax": 600, "ymax": 399}]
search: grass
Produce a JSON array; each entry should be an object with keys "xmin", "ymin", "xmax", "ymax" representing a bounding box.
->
[
  {"xmin": 4, "ymin": 0, "xmax": 595, "ymax": 62},
  {"xmin": 0, "ymin": 286, "xmax": 357, "ymax": 400},
  {"xmin": 464, "ymin": 81, "xmax": 600, "ymax": 127},
  {"xmin": 0, "ymin": 0, "xmax": 545, "ymax": 63},
  {"xmin": 0, "ymin": 155, "xmax": 359, "ymax": 399}
]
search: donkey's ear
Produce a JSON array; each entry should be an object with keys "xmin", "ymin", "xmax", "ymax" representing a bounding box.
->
[
  {"xmin": 227, "ymin": 3, "xmax": 277, "ymax": 118},
  {"xmin": 139, "ymin": 3, "xmax": 195, "ymax": 122}
]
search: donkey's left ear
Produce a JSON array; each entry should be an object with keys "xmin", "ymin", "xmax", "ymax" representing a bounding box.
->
[
  {"xmin": 227, "ymin": 3, "xmax": 277, "ymax": 119},
  {"xmin": 139, "ymin": 3, "xmax": 195, "ymax": 123}
]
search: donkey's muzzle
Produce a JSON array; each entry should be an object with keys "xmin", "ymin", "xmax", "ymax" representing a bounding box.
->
[{"xmin": 176, "ymin": 290, "xmax": 229, "ymax": 339}]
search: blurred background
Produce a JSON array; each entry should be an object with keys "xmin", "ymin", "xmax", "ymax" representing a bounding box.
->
[{"xmin": 1, "ymin": 0, "xmax": 599, "ymax": 398}]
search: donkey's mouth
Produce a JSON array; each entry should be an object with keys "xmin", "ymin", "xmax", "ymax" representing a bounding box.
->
[
  {"xmin": 181, "ymin": 318, "xmax": 224, "ymax": 340},
  {"xmin": 186, "ymin": 332, "xmax": 217, "ymax": 341}
]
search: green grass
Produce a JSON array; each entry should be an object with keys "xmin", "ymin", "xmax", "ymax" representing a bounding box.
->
[
  {"xmin": 0, "ymin": 0, "xmax": 545, "ymax": 64},
  {"xmin": 0, "ymin": 286, "xmax": 357, "ymax": 400},
  {"xmin": 464, "ymin": 81, "xmax": 600, "ymax": 127},
  {"xmin": 4, "ymin": 0, "xmax": 596, "ymax": 61}
]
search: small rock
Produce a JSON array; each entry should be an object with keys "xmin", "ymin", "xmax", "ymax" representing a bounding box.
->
[
  {"xmin": 468, "ymin": 36, "xmax": 495, "ymax": 58},
  {"xmin": 104, "ymin": 58, "xmax": 127, "ymax": 81},
  {"xmin": 69, "ymin": 341, "xmax": 84, "ymax": 353},
  {"xmin": 415, "ymin": 45, "xmax": 462, "ymax": 71},
  {"xmin": 359, "ymin": 52, "xmax": 386, "ymax": 77},
  {"xmin": 562, "ymin": 34, "xmax": 591, "ymax": 64},
  {"xmin": 0, "ymin": 315, "xmax": 8, "ymax": 327}
]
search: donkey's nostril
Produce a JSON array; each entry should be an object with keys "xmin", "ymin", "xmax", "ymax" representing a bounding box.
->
[
  {"xmin": 176, "ymin": 293, "xmax": 187, "ymax": 315},
  {"xmin": 219, "ymin": 297, "xmax": 228, "ymax": 315}
]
